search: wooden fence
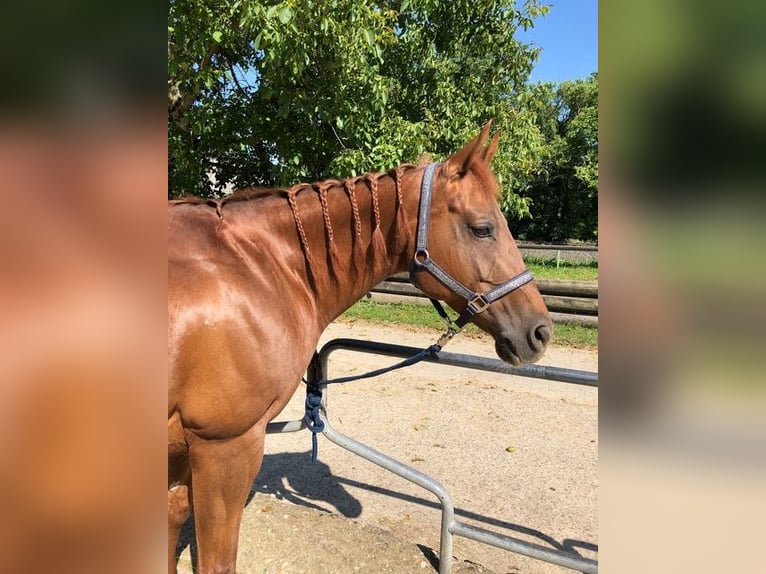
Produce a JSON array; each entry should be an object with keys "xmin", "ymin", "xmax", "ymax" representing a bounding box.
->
[{"xmin": 370, "ymin": 273, "xmax": 598, "ymax": 327}]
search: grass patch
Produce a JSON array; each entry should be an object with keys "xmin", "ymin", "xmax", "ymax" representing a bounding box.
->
[
  {"xmin": 341, "ymin": 299, "xmax": 450, "ymax": 331},
  {"xmin": 340, "ymin": 299, "xmax": 598, "ymax": 350},
  {"xmin": 548, "ymin": 322, "xmax": 598, "ymax": 349},
  {"xmin": 524, "ymin": 257, "xmax": 598, "ymax": 281}
]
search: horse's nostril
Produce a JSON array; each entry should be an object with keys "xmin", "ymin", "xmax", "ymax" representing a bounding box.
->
[{"xmin": 532, "ymin": 323, "xmax": 551, "ymax": 350}]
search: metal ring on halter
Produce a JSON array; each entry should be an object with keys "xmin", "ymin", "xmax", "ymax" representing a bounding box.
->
[{"xmin": 413, "ymin": 249, "xmax": 430, "ymax": 266}]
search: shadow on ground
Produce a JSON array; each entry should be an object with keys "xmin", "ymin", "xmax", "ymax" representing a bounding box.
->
[
  {"xmin": 177, "ymin": 452, "xmax": 598, "ymax": 556},
  {"xmin": 255, "ymin": 451, "xmax": 597, "ymax": 555},
  {"xmin": 176, "ymin": 450, "xmax": 597, "ymax": 571},
  {"xmin": 249, "ymin": 451, "xmax": 363, "ymax": 517}
]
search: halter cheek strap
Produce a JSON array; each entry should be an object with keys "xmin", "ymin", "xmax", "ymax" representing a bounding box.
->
[{"xmin": 409, "ymin": 162, "xmax": 534, "ymax": 333}]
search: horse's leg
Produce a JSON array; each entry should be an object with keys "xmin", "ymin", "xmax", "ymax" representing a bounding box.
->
[
  {"xmin": 168, "ymin": 455, "xmax": 191, "ymax": 574},
  {"xmin": 168, "ymin": 483, "xmax": 190, "ymax": 574},
  {"xmin": 187, "ymin": 425, "xmax": 265, "ymax": 574}
]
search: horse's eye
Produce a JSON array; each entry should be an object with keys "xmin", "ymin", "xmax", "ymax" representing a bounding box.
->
[{"xmin": 470, "ymin": 225, "xmax": 493, "ymax": 238}]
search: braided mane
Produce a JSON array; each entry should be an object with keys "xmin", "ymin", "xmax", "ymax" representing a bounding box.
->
[
  {"xmin": 279, "ymin": 165, "xmax": 418, "ymax": 282},
  {"xmin": 170, "ymin": 164, "xmax": 420, "ymax": 283}
]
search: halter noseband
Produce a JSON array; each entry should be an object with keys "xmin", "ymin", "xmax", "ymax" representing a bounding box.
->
[{"xmin": 409, "ymin": 162, "xmax": 534, "ymax": 331}]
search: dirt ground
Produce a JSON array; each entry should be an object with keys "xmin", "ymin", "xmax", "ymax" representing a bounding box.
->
[{"xmin": 177, "ymin": 319, "xmax": 598, "ymax": 574}]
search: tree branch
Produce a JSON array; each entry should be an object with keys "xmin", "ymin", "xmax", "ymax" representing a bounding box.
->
[{"xmin": 168, "ymin": 42, "xmax": 219, "ymax": 123}]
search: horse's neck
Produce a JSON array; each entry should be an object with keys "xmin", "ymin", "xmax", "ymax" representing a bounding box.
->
[
  {"xmin": 292, "ymin": 170, "xmax": 421, "ymax": 328},
  {"xmin": 223, "ymin": 169, "xmax": 421, "ymax": 330}
]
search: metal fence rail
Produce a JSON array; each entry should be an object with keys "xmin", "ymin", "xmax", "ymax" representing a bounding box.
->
[
  {"xmin": 319, "ymin": 338, "xmax": 597, "ymax": 387},
  {"xmin": 266, "ymin": 338, "xmax": 598, "ymax": 573}
]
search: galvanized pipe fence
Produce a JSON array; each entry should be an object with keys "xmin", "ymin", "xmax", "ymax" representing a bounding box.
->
[{"xmin": 266, "ymin": 337, "xmax": 598, "ymax": 574}]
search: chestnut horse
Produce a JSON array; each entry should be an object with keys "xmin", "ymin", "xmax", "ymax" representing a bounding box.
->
[{"xmin": 168, "ymin": 123, "xmax": 552, "ymax": 573}]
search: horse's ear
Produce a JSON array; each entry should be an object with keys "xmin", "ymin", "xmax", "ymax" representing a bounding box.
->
[
  {"xmin": 444, "ymin": 120, "xmax": 493, "ymax": 178},
  {"xmin": 481, "ymin": 132, "xmax": 500, "ymax": 164}
]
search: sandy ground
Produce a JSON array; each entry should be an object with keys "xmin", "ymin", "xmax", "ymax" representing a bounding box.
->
[{"xmin": 177, "ymin": 319, "xmax": 598, "ymax": 574}]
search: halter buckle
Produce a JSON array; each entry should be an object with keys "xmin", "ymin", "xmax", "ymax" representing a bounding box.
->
[{"xmin": 466, "ymin": 294, "xmax": 490, "ymax": 315}]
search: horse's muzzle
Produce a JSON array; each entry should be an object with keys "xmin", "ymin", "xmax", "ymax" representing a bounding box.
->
[{"xmin": 495, "ymin": 318, "xmax": 551, "ymax": 365}]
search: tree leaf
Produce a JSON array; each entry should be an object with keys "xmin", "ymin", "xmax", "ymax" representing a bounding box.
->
[
  {"xmin": 278, "ymin": 6, "xmax": 293, "ymax": 24},
  {"xmin": 169, "ymin": 0, "xmax": 598, "ymax": 241}
]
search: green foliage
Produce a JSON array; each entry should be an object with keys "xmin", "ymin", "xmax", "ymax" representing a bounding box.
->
[
  {"xmin": 508, "ymin": 73, "xmax": 599, "ymax": 241},
  {"xmin": 168, "ymin": 2, "xmax": 598, "ymax": 243},
  {"xmin": 168, "ymin": 0, "xmax": 549, "ymax": 212}
]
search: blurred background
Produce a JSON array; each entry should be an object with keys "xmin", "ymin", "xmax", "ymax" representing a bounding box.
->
[
  {"xmin": 0, "ymin": 0, "xmax": 764, "ymax": 572},
  {"xmin": 600, "ymin": 1, "xmax": 766, "ymax": 572},
  {"xmin": 0, "ymin": 2, "xmax": 166, "ymax": 573}
]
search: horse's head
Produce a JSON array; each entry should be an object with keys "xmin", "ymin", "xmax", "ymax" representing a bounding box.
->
[{"xmin": 411, "ymin": 123, "xmax": 552, "ymax": 365}]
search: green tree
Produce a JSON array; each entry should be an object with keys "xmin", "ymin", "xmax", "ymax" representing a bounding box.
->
[
  {"xmin": 509, "ymin": 72, "xmax": 598, "ymax": 242},
  {"xmin": 168, "ymin": 0, "xmax": 550, "ymax": 221}
]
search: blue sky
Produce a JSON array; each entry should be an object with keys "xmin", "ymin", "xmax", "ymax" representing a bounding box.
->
[{"xmin": 516, "ymin": 1, "xmax": 598, "ymax": 84}]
